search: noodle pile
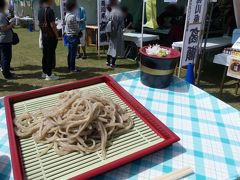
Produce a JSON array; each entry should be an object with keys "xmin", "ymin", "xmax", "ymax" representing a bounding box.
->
[{"xmin": 14, "ymin": 91, "xmax": 134, "ymax": 159}]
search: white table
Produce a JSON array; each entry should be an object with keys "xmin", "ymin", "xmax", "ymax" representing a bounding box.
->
[
  {"xmin": 19, "ymin": 17, "xmax": 33, "ymax": 21},
  {"xmin": 16, "ymin": 17, "xmax": 34, "ymax": 24},
  {"xmin": 123, "ymin": 32, "xmax": 159, "ymax": 47},
  {"xmin": 213, "ymin": 53, "xmax": 231, "ymax": 66},
  {"xmin": 1, "ymin": 71, "xmax": 240, "ymax": 180},
  {"xmin": 144, "ymin": 28, "xmax": 171, "ymax": 35},
  {"xmin": 16, "ymin": 17, "xmax": 34, "ymax": 30},
  {"xmin": 172, "ymin": 36, "xmax": 232, "ymax": 50},
  {"xmin": 213, "ymin": 53, "xmax": 240, "ymax": 95},
  {"xmin": 173, "ymin": 36, "xmax": 232, "ymax": 85}
]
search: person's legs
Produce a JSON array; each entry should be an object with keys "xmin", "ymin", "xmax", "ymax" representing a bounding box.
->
[
  {"xmin": 42, "ymin": 38, "xmax": 59, "ymax": 80},
  {"xmin": 52, "ymin": 39, "xmax": 58, "ymax": 69},
  {"xmin": 80, "ymin": 30, "xmax": 87, "ymax": 59},
  {"xmin": 111, "ymin": 56, "xmax": 117, "ymax": 67},
  {"xmin": 77, "ymin": 44, "xmax": 81, "ymax": 59},
  {"xmin": 42, "ymin": 39, "xmax": 48, "ymax": 75},
  {"xmin": 81, "ymin": 46, "xmax": 87, "ymax": 58},
  {"xmin": 43, "ymin": 38, "xmax": 55, "ymax": 76},
  {"xmin": 106, "ymin": 55, "xmax": 111, "ymax": 66},
  {"xmin": 70, "ymin": 42, "xmax": 78, "ymax": 71},
  {"xmin": 67, "ymin": 36, "xmax": 78, "ymax": 71},
  {"xmin": 0, "ymin": 44, "xmax": 12, "ymax": 78},
  {"xmin": 67, "ymin": 44, "xmax": 71, "ymax": 70}
]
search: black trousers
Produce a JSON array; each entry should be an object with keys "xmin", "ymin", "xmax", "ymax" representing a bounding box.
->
[
  {"xmin": 42, "ymin": 37, "xmax": 58, "ymax": 76},
  {"xmin": 0, "ymin": 43, "xmax": 12, "ymax": 78},
  {"xmin": 107, "ymin": 55, "xmax": 116, "ymax": 65}
]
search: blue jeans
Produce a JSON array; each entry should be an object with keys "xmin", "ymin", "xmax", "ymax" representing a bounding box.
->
[
  {"xmin": 67, "ymin": 36, "xmax": 79, "ymax": 71},
  {"xmin": 0, "ymin": 43, "xmax": 12, "ymax": 78}
]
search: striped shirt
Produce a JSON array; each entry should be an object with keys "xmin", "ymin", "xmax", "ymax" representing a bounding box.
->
[{"xmin": 65, "ymin": 12, "xmax": 80, "ymax": 36}]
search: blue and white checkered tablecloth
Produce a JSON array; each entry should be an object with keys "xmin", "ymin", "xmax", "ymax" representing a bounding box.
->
[{"xmin": 1, "ymin": 70, "xmax": 240, "ymax": 180}]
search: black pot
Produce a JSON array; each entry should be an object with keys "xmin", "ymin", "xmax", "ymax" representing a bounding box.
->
[{"xmin": 139, "ymin": 46, "xmax": 180, "ymax": 89}]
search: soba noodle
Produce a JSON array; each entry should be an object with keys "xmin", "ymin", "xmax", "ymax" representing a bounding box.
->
[{"xmin": 14, "ymin": 91, "xmax": 134, "ymax": 159}]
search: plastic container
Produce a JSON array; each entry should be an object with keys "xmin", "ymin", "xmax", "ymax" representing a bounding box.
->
[{"xmin": 139, "ymin": 46, "xmax": 180, "ymax": 88}]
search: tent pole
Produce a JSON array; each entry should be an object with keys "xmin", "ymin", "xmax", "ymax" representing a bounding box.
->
[
  {"xmin": 97, "ymin": 0, "xmax": 100, "ymax": 57},
  {"xmin": 141, "ymin": 0, "xmax": 145, "ymax": 48},
  {"xmin": 196, "ymin": 1, "xmax": 214, "ymax": 85}
]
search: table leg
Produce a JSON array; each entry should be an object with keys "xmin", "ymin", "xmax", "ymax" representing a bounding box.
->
[
  {"xmin": 196, "ymin": 56, "xmax": 204, "ymax": 86},
  {"xmin": 235, "ymin": 80, "xmax": 240, "ymax": 95},
  {"xmin": 96, "ymin": 29, "xmax": 99, "ymax": 56},
  {"xmin": 219, "ymin": 66, "xmax": 228, "ymax": 95}
]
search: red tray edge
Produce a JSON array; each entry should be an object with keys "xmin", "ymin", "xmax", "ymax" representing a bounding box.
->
[{"xmin": 4, "ymin": 75, "xmax": 180, "ymax": 180}]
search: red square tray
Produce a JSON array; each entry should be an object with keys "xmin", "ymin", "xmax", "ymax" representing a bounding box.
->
[{"xmin": 4, "ymin": 75, "xmax": 180, "ymax": 180}]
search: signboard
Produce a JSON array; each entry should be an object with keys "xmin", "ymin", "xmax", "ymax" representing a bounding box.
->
[
  {"xmin": 180, "ymin": 0, "xmax": 208, "ymax": 67},
  {"xmin": 97, "ymin": 0, "xmax": 109, "ymax": 46},
  {"xmin": 227, "ymin": 57, "xmax": 240, "ymax": 80}
]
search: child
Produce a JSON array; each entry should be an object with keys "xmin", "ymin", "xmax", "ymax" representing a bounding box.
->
[
  {"xmin": 76, "ymin": 6, "xmax": 87, "ymax": 59},
  {"xmin": 65, "ymin": 0, "xmax": 81, "ymax": 73}
]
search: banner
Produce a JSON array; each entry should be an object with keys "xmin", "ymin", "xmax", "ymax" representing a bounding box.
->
[
  {"xmin": 145, "ymin": 0, "xmax": 158, "ymax": 29},
  {"xmin": 180, "ymin": 0, "xmax": 208, "ymax": 67},
  {"xmin": 97, "ymin": 0, "xmax": 109, "ymax": 46}
]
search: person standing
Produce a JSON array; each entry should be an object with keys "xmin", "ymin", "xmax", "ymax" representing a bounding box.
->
[
  {"xmin": 0, "ymin": 0, "xmax": 14, "ymax": 80},
  {"xmin": 38, "ymin": 0, "xmax": 59, "ymax": 80},
  {"xmin": 76, "ymin": 6, "xmax": 87, "ymax": 59},
  {"xmin": 121, "ymin": 6, "xmax": 133, "ymax": 30},
  {"xmin": 106, "ymin": 0, "xmax": 124, "ymax": 68},
  {"xmin": 65, "ymin": 0, "xmax": 81, "ymax": 73}
]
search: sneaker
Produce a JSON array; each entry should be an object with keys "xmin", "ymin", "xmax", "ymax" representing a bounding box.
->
[
  {"xmin": 45, "ymin": 74, "xmax": 59, "ymax": 81},
  {"xmin": 76, "ymin": 54, "xmax": 82, "ymax": 59},
  {"xmin": 70, "ymin": 69, "xmax": 81, "ymax": 73},
  {"xmin": 3, "ymin": 73, "xmax": 15, "ymax": 80},
  {"xmin": 42, "ymin": 73, "xmax": 47, "ymax": 78},
  {"xmin": 82, "ymin": 55, "xmax": 87, "ymax": 59},
  {"xmin": 106, "ymin": 62, "xmax": 110, "ymax": 66},
  {"xmin": 110, "ymin": 64, "xmax": 116, "ymax": 68}
]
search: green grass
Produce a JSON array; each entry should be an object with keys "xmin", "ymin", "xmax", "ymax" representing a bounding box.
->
[
  {"xmin": 0, "ymin": 28, "xmax": 138, "ymax": 94},
  {"xmin": 0, "ymin": 28, "xmax": 239, "ymax": 110}
]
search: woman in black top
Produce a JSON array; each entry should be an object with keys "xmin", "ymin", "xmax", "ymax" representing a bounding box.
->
[{"xmin": 38, "ymin": 0, "xmax": 59, "ymax": 80}]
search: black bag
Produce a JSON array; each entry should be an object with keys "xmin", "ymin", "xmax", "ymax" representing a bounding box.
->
[
  {"xmin": 12, "ymin": 31, "xmax": 20, "ymax": 45},
  {"xmin": 6, "ymin": 17, "xmax": 20, "ymax": 45}
]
